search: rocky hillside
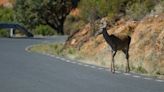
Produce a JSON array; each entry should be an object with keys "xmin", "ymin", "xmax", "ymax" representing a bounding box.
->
[
  {"xmin": 65, "ymin": 13, "xmax": 164, "ymax": 77},
  {"xmin": 0, "ymin": 0, "xmax": 12, "ymax": 7}
]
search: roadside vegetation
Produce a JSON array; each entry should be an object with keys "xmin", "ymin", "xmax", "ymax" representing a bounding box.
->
[
  {"xmin": 29, "ymin": 43, "xmax": 80, "ymax": 60},
  {"xmin": 0, "ymin": 7, "xmax": 14, "ymax": 37},
  {"xmin": 0, "ymin": 6, "xmax": 56, "ymax": 37}
]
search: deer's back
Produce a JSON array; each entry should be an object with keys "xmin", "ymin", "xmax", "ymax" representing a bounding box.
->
[{"xmin": 107, "ymin": 34, "xmax": 131, "ymax": 50}]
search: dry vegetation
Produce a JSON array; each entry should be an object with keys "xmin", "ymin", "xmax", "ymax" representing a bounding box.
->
[
  {"xmin": 130, "ymin": 14, "xmax": 164, "ymax": 76},
  {"xmin": 64, "ymin": 13, "xmax": 164, "ymax": 78}
]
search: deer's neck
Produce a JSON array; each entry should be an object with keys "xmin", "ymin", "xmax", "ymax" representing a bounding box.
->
[
  {"xmin": 102, "ymin": 28, "xmax": 111, "ymax": 41},
  {"xmin": 102, "ymin": 28, "xmax": 114, "ymax": 48}
]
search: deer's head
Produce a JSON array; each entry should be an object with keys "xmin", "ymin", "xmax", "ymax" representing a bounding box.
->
[{"xmin": 95, "ymin": 19, "xmax": 108, "ymax": 36}]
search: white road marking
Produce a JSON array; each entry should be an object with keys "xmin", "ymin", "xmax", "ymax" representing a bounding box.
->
[
  {"xmin": 90, "ymin": 66, "xmax": 96, "ymax": 69},
  {"xmin": 132, "ymin": 75, "xmax": 141, "ymax": 78},
  {"xmin": 84, "ymin": 64, "xmax": 89, "ymax": 67},
  {"xmin": 123, "ymin": 73, "xmax": 131, "ymax": 76},
  {"xmin": 115, "ymin": 71, "xmax": 121, "ymax": 73},
  {"xmin": 55, "ymin": 56, "xmax": 60, "ymax": 59},
  {"xmin": 155, "ymin": 80, "xmax": 164, "ymax": 83},
  {"xmin": 98, "ymin": 67, "xmax": 104, "ymax": 70},
  {"xmin": 48, "ymin": 54, "xmax": 54, "ymax": 57},
  {"xmin": 46, "ymin": 53, "xmax": 50, "ymax": 56},
  {"xmin": 60, "ymin": 58, "xmax": 66, "ymax": 61},
  {"xmin": 25, "ymin": 47, "xmax": 29, "ymax": 52},
  {"xmin": 77, "ymin": 63, "xmax": 83, "ymax": 66},
  {"xmin": 65, "ymin": 60, "xmax": 70, "ymax": 63},
  {"xmin": 105, "ymin": 69, "xmax": 111, "ymax": 72},
  {"xmin": 143, "ymin": 77, "xmax": 152, "ymax": 80},
  {"xmin": 70, "ymin": 61, "xmax": 76, "ymax": 64},
  {"xmin": 25, "ymin": 45, "xmax": 33, "ymax": 52}
]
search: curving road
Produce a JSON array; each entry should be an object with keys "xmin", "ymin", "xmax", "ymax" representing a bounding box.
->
[{"xmin": 0, "ymin": 36, "xmax": 163, "ymax": 92}]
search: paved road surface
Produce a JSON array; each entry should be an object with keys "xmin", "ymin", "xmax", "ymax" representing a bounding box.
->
[{"xmin": 0, "ymin": 36, "xmax": 163, "ymax": 92}]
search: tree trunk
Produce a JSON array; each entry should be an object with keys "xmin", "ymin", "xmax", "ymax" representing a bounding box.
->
[
  {"xmin": 57, "ymin": 24, "xmax": 64, "ymax": 35},
  {"xmin": 46, "ymin": 21, "xmax": 65, "ymax": 35},
  {"xmin": 56, "ymin": 18, "xmax": 65, "ymax": 35}
]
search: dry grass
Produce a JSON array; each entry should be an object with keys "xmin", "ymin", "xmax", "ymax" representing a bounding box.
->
[
  {"xmin": 130, "ymin": 14, "xmax": 164, "ymax": 76},
  {"xmin": 29, "ymin": 43, "xmax": 82, "ymax": 60}
]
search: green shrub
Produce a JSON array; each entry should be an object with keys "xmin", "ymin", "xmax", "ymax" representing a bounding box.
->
[
  {"xmin": 67, "ymin": 48, "xmax": 76, "ymax": 55},
  {"xmin": 0, "ymin": 29, "xmax": 9, "ymax": 37},
  {"xmin": 64, "ymin": 15, "xmax": 85, "ymax": 35},
  {"xmin": 79, "ymin": 0, "xmax": 133, "ymax": 21},
  {"xmin": 49, "ymin": 44, "xmax": 64, "ymax": 55},
  {"xmin": 0, "ymin": 7, "xmax": 21, "ymax": 37},
  {"xmin": 136, "ymin": 66, "xmax": 147, "ymax": 73},
  {"xmin": 78, "ymin": 0, "xmax": 111, "ymax": 22},
  {"xmin": 0, "ymin": 7, "xmax": 15, "ymax": 37},
  {"xmin": 126, "ymin": 0, "xmax": 156, "ymax": 20},
  {"xmin": 0, "ymin": 7, "xmax": 14, "ymax": 22},
  {"xmin": 78, "ymin": 0, "xmax": 159, "ymax": 21},
  {"xmin": 151, "ymin": 0, "xmax": 164, "ymax": 14},
  {"xmin": 33, "ymin": 25, "xmax": 56, "ymax": 36}
]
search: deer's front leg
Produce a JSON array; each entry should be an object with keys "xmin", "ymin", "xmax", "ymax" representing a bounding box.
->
[{"xmin": 125, "ymin": 49, "xmax": 130, "ymax": 73}]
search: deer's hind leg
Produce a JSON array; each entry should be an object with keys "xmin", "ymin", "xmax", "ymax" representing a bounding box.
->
[
  {"xmin": 111, "ymin": 50, "xmax": 116, "ymax": 73},
  {"xmin": 122, "ymin": 48, "xmax": 130, "ymax": 73}
]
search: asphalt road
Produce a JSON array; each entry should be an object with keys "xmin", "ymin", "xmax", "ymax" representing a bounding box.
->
[{"xmin": 0, "ymin": 36, "xmax": 163, "ymax": 92}]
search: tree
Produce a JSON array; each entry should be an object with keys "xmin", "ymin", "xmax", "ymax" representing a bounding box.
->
[
  {"xmin": 14, "ymin": 0, "xmax": 78, "ymax": 35},
  {"xmin": 0, "ymin": 7, "xmax": 14, "ymax": 22}
]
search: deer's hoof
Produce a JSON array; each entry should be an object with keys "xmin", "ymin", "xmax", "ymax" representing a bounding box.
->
[
  {"xmin": 111, "ymin": 70, "xmax": 115, "ymax": 74},
  {"xmin": 125, "ymin": 70, "xmax": 130, "ymax": 73}
]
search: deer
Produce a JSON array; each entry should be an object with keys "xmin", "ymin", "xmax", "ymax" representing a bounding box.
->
[{"xmin": 95, "ymin": 19, "xmax": 131, "ymax": 73}]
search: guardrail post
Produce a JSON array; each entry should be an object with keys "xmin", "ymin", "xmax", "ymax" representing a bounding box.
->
[{"xmin": 10, "ymin": 28, "xmax": 14, "ymax": 37}]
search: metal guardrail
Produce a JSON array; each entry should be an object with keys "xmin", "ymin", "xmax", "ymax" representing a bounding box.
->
[{"xmin": 0, "ymin": 23, "xmax": 33, "ymax": 37}]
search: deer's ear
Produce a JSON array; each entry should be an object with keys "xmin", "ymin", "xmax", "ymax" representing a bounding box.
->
[{"xmin": 106, "ymin": 22, "xmax": 113, "ymax": 29}]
